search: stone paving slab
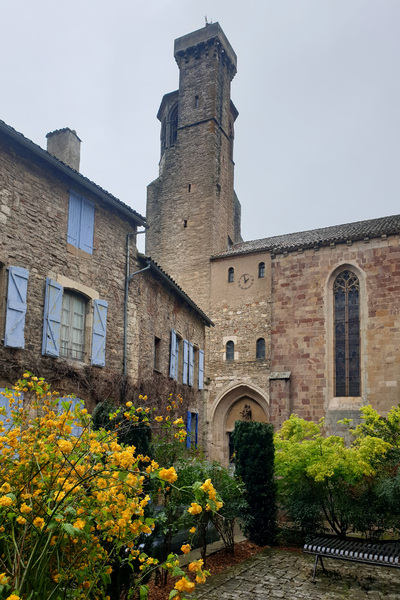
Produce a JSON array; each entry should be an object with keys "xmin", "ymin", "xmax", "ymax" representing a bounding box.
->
[{"xmin": 195, "ymin": 548, "xmax": 400, "ymax": 599}]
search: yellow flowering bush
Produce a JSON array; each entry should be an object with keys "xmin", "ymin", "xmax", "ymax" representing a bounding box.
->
[{"xmin": 0, "ymin": 375, "xmax": 218, "ymax": 600}]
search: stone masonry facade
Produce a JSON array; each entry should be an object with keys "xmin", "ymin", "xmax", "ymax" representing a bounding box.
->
[
  {"xmin": 145, "ymin": 22, "xmax": 400, "ymax": 464},
  {"xmin": 0, "ymin": 120, "xmax": 210, "ymax": 443}
]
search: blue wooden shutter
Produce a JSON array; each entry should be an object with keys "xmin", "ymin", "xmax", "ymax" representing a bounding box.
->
[
  {"xmin": 42, "ymin": 278, "xmax": 63, "ymax": 357},
  {"xmin": 198, "ymin": 349, "xmax": 204, "ymax": 390},
  {"xmin": 91, "ymin": 299, "xmax": 108, "ymax": 367},
  {"xmin": 67, "ymin": 190, "xmax": 81, "ymax": 247},
  {"xmin": 183, "ymin": 340, "xmax": 189, "ymax": 384},
  {"xmin": 186, "ymin": 411, "xmax": 192, "ymax": 449},
  {"xmin": 80, "ymin": 198, "xmax": 95, "ymax": 254},
  {"xmin": 194, "ymin": 412, "xmax": 199, "ymax": 448},
  {"xmin": 0, "ymin": 389, "xmax": 13, "ymax": 434},
  {"xmin": 59, "ymin": 397, "xmax": 83, "ymax": 438},
  {"xmin": 4, "ymin": 266, "xmax": 29, "ymax": 348},
  {"xmin": 169, "ymin": 329, "xmax": 177, "ymax": 379},
  {"xmin": 188, "ymin": 343, "xmax": 194, "ymax": 387}
]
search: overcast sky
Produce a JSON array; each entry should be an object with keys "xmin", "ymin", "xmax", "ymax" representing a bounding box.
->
[{"xmin": 2, "ymin": 0, "xmax": 400, "ymax": 250}]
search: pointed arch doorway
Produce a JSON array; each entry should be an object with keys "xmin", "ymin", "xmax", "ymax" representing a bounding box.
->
[{"xmin": 208, "ymin": 383, "xmax": 269, "ymax": 466}]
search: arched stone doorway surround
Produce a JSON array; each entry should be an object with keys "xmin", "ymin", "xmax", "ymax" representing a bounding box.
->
[{"xmin": 208, "ymin": 382, "xmax": 269, "ymax": 465}]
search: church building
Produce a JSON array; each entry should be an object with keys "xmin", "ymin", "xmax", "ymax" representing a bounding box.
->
[{"xmin": 146, "ymin": 22, "xmax": 400, "ymax": 464}]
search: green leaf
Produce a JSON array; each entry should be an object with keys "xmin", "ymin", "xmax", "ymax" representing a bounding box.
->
[
  {"xmin": 62, "ymin": 523, "xmax": 77, "ymax": 537},
  {"xmin": 140, "ymin": 585, "xmax": 149, "ymax": 600}
]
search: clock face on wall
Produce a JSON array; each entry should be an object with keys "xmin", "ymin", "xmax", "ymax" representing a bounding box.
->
[{"xmin": 238, "ymin": 273, "xmax": 254, "ymax": 289}]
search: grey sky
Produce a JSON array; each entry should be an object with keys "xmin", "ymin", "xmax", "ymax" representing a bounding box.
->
[{"xmin": 2, "ymin": 0, "xmax": 399, "ymax": 250}]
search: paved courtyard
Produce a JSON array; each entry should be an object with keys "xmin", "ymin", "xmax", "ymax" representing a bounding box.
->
[{"xmin": 195, "ymin": 548, "xmax": 400, "ymax": 599}]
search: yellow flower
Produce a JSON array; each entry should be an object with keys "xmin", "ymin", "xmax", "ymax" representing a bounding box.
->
[
  {"xmin": 33, "ymin": 517, "xmax": 45, "ymax": 529},
  {"xmin": 155, "ymin": 416, "xmax": 163, "ymax": 422},
  {"xmin": 189, "ymin": 559, "xmax": 203, "ymax": 572},
  {"xmin": 0, "ymin": 573, "xmax": 8, "ymax": 584},
  {"xmin": 1, "ymin": 483, "xmax": 11, "ymax": 493},
  {"xmin": 175, "ymin": 578, "xmax": 195, "ymax": 594},
  {"xmin": 188, "ymin": 502, "xmax": 202, "ymax": 515},
  {"xmin": 20, "ymin": 502, "xmax": 32, "ymax": 513},
  {"xmin": 0, "ymin": 496, "xmax": 13, "ymax": 507},
  {"xmin": 181, "ymin": 544, "xmax": 191, "ymax": 554},
  {"xmin": 173, "ymin": 417, "xmax": 184, "ymax": 425},
  {"xmin": 126, "ymin": 401, "xmax": 132, "ymax": 407},
  {"xmin": 189, "ymin": 526, "xmax": 196, "ymax": 533},
  {"xmin": 6, "ymin": 595, "xmax": 20, "ymax": 600},
  {"xmin": 73, "ymin": 518, "xmax": 85, "ymax": 530},
  {"xmin": 159, "ymin": 467, "xmax": 178, "ymax": 484},
  {"xmin": 57, "ymin": 439, "xmax": 73, "ymax": 454},
  {"xmin": 16, "ymin": 516, "xmax": 27, "ymax": 525}
]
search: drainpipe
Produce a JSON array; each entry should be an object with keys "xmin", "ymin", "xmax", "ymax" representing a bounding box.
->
[{"xmin": 124, "ymin": 231, "xmax": 150, "ymax": 377}]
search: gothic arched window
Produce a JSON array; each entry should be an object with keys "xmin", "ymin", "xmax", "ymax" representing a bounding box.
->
[
  {"xmin": 169, "ymin": 104, "xmax": 178, "ymax": 146},
  {"xmin": 226, "ymin": 340, "xmax": 234, "ymax": 361},
  {"xmin": 228, "ymin": 267, "xmax": 234, "ymax": 283},
  {"xmin": 334, "ymin": 270, "xmax": 360, "ymax": 397},
  {"xmin": 256, "ymin": 338, "xmax": 265, "ymax": 360},
  {"xmin": 258, "ymin": 262, "xmax": 265, "ymax": 278}
]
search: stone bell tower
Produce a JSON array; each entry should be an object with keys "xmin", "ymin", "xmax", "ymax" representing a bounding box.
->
[{"xmin": 146, "ymin": 22, "xmax": 242, "ymax": 312}]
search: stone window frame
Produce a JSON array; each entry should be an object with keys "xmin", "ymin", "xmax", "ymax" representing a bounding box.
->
[{"xmin": 325, "ymin": 262, "xmax": 366, "ymax": 407}]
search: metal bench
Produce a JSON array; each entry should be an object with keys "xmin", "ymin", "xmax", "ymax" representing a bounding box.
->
[{"xmin": 303, "ymin": 535, "xmax": 400, "ymax": 583}]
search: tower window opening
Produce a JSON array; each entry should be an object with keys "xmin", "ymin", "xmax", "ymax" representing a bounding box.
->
[
  {"xmin": 188, "ymin": 184, "xmax": 191, "ymax": 193},
  {"xmin": 183, "ymin": 220, "xmax": 188, "ymax": 228},
  {"xmin": 226, "ymin": 340, "xmax": 235, "ymax": 361},
  {"xmin": 228, "ymin": 267, "xmax": 234, "ymax": 283},
  {"xmin": 195, "ymin": 95, "xmax": 199, "ymax": 108},
  {"xmin": 169, "ymin": 104, "xmax": 178, "ymax": 146},
  {"xmin": 258, "ymin": 262, "xmax": 265, "ymax": 278},
  {"xmin": 256, "ymin": 338, "xmax": 265, "ymax": 360}
]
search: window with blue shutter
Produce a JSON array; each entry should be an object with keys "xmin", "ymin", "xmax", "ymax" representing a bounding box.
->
[
  {"xmin": 67, "ymin": 190, "xmax": 94, "ymax": 254},
  {"xmin": 198, "ymin": 349, "xmax": 204, "ymax": 390},
  {"xmin": 59, "ymin": 397, "xmax": 84, "ymax": 438},
  {"xmin": 4, "ymin": 266, "xmax": 29, "ymax": 349},
  {"xmin": 186, "ymin": 411, "xmax": 198, "ymax": 449},
  {"xmin": 91, "ymin": 299, "xmax": 108, "ymax": 367},
  {"xmin": 42, "ymin": 278, "xmax": 63, "ymax": 357},
  {"xmin": 169, "ymin": 330, "xmax": 177, "ymax": 379},
  {"xmin": 188, "ymin": 342, "xmax": 194, "ymax": 387},
  {"xmin": 182, "ymin": 340, "xmax": 189, "ymax": 384}
]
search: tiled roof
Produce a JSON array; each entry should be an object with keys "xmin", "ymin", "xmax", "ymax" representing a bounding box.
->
[
  {"xmin": 212, "ymin": 214, "xmax": 400, "ymax": 259},
  {"xmin": 0, "ymin": 119, "xmax": 147, "ymax": 227}
]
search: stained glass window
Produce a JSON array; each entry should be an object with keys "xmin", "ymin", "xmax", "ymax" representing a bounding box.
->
[{"xmin": 334, "ymin": 270, "xmax": 360, "ymax": 396}]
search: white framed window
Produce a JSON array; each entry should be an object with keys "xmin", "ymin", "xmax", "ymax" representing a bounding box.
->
[{"xmin": 60, "ymin": 292, "xmax": 86, "ymax": 361}]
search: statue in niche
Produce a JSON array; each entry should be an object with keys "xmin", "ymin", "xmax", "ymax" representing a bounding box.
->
[{"xmin": 241, "ymin": 404, "xmax": 252, "ymax": 421}]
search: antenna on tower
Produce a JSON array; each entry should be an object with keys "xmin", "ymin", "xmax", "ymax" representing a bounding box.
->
[{"xmin": 205, "ymin": 15, "xmax": 212, "ymax": 25}]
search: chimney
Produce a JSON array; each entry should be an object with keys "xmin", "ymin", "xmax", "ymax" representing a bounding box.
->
[{"xmin": 46, "ymin": 128, "xmax": 81, "ymax": 171}]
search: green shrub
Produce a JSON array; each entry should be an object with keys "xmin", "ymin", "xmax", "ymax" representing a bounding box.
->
[{"xmin": 233, "ymin": 421, "xmax": 277, "ymax": 545}]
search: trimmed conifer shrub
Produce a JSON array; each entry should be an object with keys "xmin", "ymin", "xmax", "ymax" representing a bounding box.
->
[{"xmin": 233, "ymin": 420, "xmax": 277, "ymax": 545}]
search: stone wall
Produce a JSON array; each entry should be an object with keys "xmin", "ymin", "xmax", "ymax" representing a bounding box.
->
[
  {"xmin": 270, "ymin": 236, "xmax": 400, "ymax": 426},
  {"xmin": 0, "ymin": 134, "xmax": 207, "ymax": 430}
]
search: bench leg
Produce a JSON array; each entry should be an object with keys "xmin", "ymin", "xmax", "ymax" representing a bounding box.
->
[
  {"xmin": 312, "ymin": 554, "xmax": 319, "ymax": 583},
  {"xmin": 312, "ymin": 555, "xmax": 326, "ymax": 583}
]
